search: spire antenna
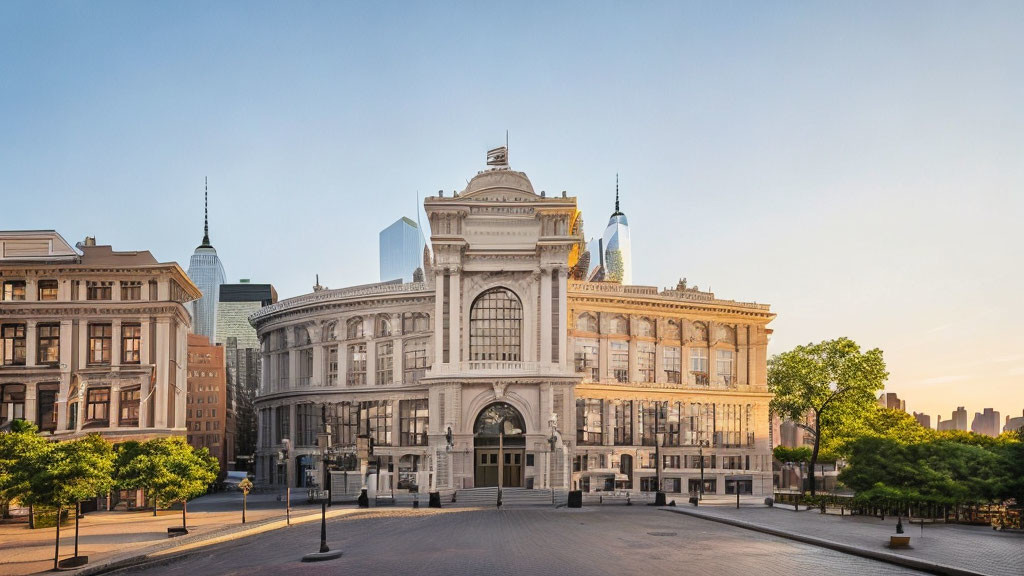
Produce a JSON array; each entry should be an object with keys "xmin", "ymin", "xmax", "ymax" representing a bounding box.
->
[
  {"xmin": 615, "ymin": 173, "xmax": 620, "ymax": 213},
  {"xmin": 201, "ymin": 177, "xmax": 212, "ymax": 247}
]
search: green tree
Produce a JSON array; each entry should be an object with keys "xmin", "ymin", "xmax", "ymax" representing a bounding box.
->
[
  {"xmin": 27, "ymin": 434, "xmax": 114, "ymax": 569},
  {"xmin": 115, "ymin": 438, "xmax": 217, "ymax": 528},
  {"xmin": 0, "ymin": 422, "xmax": 49, "ymax": 515},
  {"xmin": 768, "ymin": 337, "xmax": 888, "ymax": 495},
  {"xmin": 772, "ymin": 445, "xmax": 813, "ymax": 464}
]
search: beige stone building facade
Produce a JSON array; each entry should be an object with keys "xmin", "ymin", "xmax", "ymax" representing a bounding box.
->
[
  {"xmin": 251, "ymin": 155, "xmax": 774, "ymax": 498},
  {"xmin": 0, "ymin": 231, "xmax": 200, "ymax": 441}
]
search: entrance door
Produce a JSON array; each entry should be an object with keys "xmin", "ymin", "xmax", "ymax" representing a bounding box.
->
[{"xmin": 475, "ymin": 449, "xmax": 524, "ymax": 488}]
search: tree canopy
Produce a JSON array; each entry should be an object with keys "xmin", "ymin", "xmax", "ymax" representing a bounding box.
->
[
  {"xmin": 117, "ymin": 437, "xmax": 217, "ymax": 507},
  {"xmin": 768, "ymin": 337, "xmax": 888, "ymax": 494}
]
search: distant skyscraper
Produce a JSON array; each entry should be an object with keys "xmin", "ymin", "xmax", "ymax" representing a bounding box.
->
[
  {"xmin": 216, "ymin": 280, "xmax": 277, "ymax": 469},
  {"xmin": 601, "ymin": 175, "xmax": 632, "ymax": 285},
  {"xmin": 970, "ymin": 408, "xmax": 1001, "ymax": 437},
  {"xmin": 379, "ymin": 217, "xmax": 425, "ymax": 282},
  {"xmin": 1005, "ymin": 411, "xmax": 1024, "ymax": 433},
  {"xmin": 186, "ymin": 179, "xmax": 227, "ymax": 339},
  {"xmin": 877, "ymin": 392, "xmax": 906, "ymax": 412},
  {"xmin": 913, "ymin": 411, "xmax": 931, "ymax": 429},
  {"xmin": 938, "ymin": 406, "xmax": 968, "ymax": 432}
]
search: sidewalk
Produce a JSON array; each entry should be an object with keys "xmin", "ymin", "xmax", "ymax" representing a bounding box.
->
[
  {"xmin": 0, "ymin": 492, "xmax": 345, "ymax": 575},
  {"xmin": 662, "ymin": 502, "xmax": 1023, "ymax": 576}
]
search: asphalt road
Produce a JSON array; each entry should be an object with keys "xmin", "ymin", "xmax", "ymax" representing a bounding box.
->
[{"xmin": 118, "ymin": 506, "xmax": 927, "ymax": 576}]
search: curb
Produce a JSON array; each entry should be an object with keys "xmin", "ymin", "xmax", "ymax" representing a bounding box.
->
[
  {"xmin": 661, "ymin": 507, "xmax": 990, "ymax": 576},
  {"xmin": 68, "ymin": 507, "xmax": 361, "ymax": 576}
]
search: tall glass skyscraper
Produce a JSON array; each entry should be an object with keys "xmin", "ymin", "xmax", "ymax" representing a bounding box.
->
[
  {"xmin": 379, "ymin": 216, "xmax": 425, "ymax": 282},
  {"xmin": 586, "ymin": 176, "xmax": 633, "ymax": 284},
  {"xmin": 186, "ymin": 180, "xmax": 227, "ymax": 339}
]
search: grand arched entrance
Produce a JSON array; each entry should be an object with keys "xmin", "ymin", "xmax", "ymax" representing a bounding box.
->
[{"xmin": 473, "ymin": 402, "xmax": 526, "ymax": 488}]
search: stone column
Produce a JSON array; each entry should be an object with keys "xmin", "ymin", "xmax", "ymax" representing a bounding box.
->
[
  {"xmin": 25, "ymin": 320, "xmax": 37, "ymax": 367},
  {"xmin": 394, "ymin": 337, "xmax": 404, "ymax": 385},
  {"xmin": 111, "ymin": 320, "xmax": 122, "ymax": 366},
  {"xmin": 598, "ymin": 337, "xmax": 609, "ymax": 382},
  {"xmin": 434, "ymin": 277, "xmax": 444, "ymax": 367},
  {"xmin": 24, "ymin": 382, "xmax": 37, "ymax": 424},
  {"xmin": 557, "ymin": 268, "xmax": 568, "ymax": 365},
  {"xmin": 540, "ymin": 266, "xmax": 552, "ymax": 365},
  {"xmin": 449, "ymin": 268, "xmax": 461, "ymax": 364},
  {"xmin": 25, "ymin": 278, "xmax": 36, "ymax": 302},
  {"xmin": 109, "ymin": 382, "xmax": 120, "ymax": 429},
  {"xmin": 288, "ymin": 348, "xmax": 298, "ymax": 390},
  {"xmin": 154, "ymin": 318, "xmax": 170, "ymax": 428},
  {"xmin": 140, "ymin": 320, "xmax": 151, "ymax": 366},
  {"xmin": 366, "ymin": 340, "xmax": 376, "ymax": 387},
  {"xmin": 311, "ymin": 345, "xmax": 323, "ymax": 387},
  {"xmin": 78, "ymin": 321, "xmax": 89, "ymax": 369}
]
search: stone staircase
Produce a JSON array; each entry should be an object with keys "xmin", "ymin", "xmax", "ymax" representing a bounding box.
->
[
  {"xmin": 452, "ymin": 486, "xmax": 499, "ymax": 507},
  {"xmin": 500, "ymin": 487, "xmax": 554, "ymax": 507}
]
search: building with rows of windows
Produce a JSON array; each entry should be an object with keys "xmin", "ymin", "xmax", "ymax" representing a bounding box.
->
[
  {"xmin": 0, "ymin": 231, "xmax": 200, "ymax": 441},
  {"xmin": 251, "ymin": 152, "xmax": 775, "ymax": 497}
]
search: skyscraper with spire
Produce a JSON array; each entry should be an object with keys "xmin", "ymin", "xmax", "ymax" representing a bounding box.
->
[
  {"xmin": 186, "ymin": 178, "xmax": 227, "ymax": 339},
  {"xmin": 600, "ymin": 174, "xmax": 633, "ymax": 284}
]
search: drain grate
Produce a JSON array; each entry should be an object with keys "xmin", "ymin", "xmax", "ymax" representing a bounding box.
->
[{"xmin": 646, "ymin": 531, "xmax": 678, "ymax": 537}]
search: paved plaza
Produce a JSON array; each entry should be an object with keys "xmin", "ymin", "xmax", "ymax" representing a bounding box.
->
[
  {"xmin": 116, "ymin": 506, "xmax": 926, "ymax": 576},
  {"xmin": 668, "ymin": 502, "xmax": 1024, "ymax": 576}
]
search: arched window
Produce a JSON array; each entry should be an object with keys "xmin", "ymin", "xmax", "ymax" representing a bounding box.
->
[
  {"xmin": 294, "ymin": 327, "xmax": 311, "ymax": 347},
  {"xmin": 324, "ymin": 321, "xmax": 337, "ymax": 342},
  {"xmin": 347, "ymin": 318, "xmax": 364, "ymax": 340},
  {"xmin": 665, "ymin": 320, "xmax": 681, "ymax": 340},
  {"xmin": 637, "ymin": 317, "xmax": 655, "ymax": 338},
  {"xmin": 376, "ymin": 316, "xmax": 392, "ymax": 338},
  {"xmin": 576, "ymin": 313, "xmax": 598, "ymax": 333},
  {"xmin": 469, "ymin": 287, "xmax": 522, "ymax": 362},
  {"xmin": 609, "ymin": 315, "xmax": 629, "ymax": 335},
  {"xmin": 692, "ymin": 321, "xmax": 708, "ymax": 341},
  {"xmin": 474, "ymin": 402, "xmax": 526, "ymax": 436}
]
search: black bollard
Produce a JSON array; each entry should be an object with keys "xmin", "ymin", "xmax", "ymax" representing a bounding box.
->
[
  {"xmin": 428, "ymin": 492, "xmax": 441, "ymax": 508},
  {"xmin": 357, "ymin": 489, "xmax": 369, "ymax": 508},
  {"xmin": 896, "ymin": 516, "xmax": 904, "ymax": 534}
]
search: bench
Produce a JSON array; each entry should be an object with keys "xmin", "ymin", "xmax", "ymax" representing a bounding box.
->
[{"xmin": 888, "ymin": 535, "xmax": 911, "ymax": 549}]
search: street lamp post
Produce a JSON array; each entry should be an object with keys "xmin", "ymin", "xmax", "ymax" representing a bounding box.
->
[
  {"xmin": 301, "ymin": 404, "xmax": 342, "ymax": 562},
  {"xmin": 698, "ymin": 440, "xmax": 708, "ymax": 501}
]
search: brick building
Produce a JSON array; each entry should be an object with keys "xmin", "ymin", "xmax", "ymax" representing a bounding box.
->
[{"xmin": 186, "ymin": 333, "xmax": 232, "ymax": 477}]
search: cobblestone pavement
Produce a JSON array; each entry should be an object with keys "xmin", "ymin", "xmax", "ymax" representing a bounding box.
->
[
  {"xmin": 674, "ymin": 504, "xmax": 1023, "ymax": 576},
  {"xmin": 121, "ymin": 507, "xmax": 927, "ymax": 576},
  {"xmin": 0, "ymin": 492, "xmax": 327, "ymax": 575}
]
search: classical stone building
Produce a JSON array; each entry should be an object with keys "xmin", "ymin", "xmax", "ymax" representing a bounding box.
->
[
  {"xmin": 0, "ymin": 231, "xmax": 199, "ymax": 440},
  {"xmin": 251, "ymin": 153, "xmax": 775, "ymax": 497}
]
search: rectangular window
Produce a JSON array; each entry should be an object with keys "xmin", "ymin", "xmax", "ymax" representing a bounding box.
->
[
  {"xmin": 400, "ymin": 399, "xmax": 428, "ymax": 446},
  {"xmin": 36, "ymin": 323, "xmax": 60, "ymax": 365},
  {"xmin": 120, "ymin": 281, "xmax": 142, "ymax": 301},
  {"xmin": 2, "ymin": 281, "xmax": 26, "ymax": 301},
  {"xmin": 638, "ymin": 341, "xmax": 655, "ymax": 383},
  {"xmin": 88, "ymin": 324, "xmax": 112, "ymax": 364},
  {"xmin": 298, "ymin": 348, "xmax": 313, "ymax": 386},
  {"xmin": 296, "ymin": 404, "xmax": 318, "ymax": 446},
  {"xmin": 275, "ymin": 408, "xmax": 290, "ymax": 443},
  {"xmin": 37, "ymin": 280, "xmax": 58, "ymax": 301},
  {"xmin": 361, "ymin": 400, "xmax": 392, "ymax": 446},
  {"xmin": 85, "ymin": 387, "xmax": 110, "ymax": 424},
  {"xmin": 690, "ymin": 348, "xmax": 709, "ymax": 386},
  {"xmin": 86, "ymin": 281, "xmax": 112, "ymax": 300},
  {"xmin": 1, "ymin": 324, "xmax": 27, "ymax": 366},
  {"xmin": 347, "ymin": 344, "xmax": 366, "ymax": 386},
  {"xmin": 121, "ymin": 324, "xmax": 141, "ymax": 364},
  {"xmin": 376, "ymin": 341, "xmax": 393, "ymax": 385},
  {"xmin": 442, "ymin": 273, "xmax": 450, "ymax": 363},
  {"xmin": 573, "ymin": 338, "xmax": 599, "ymax": 381},
  {"xmin": 119, "ymin": 388, "xmax": 140, "ymax": 426},
  {"xmin": 639, "ymin": 401, "xmax": 666, "ymax": 446},
  {"xmin": 326, "ymin": 346, "xmax": 339, "ymax": 386},
  {"xmin": 664, "ymin": 346, "xmax": 681, "ymax": 384},
  {"xmin": 576, "ymin": 398, "xmax": 603, "ymax": 445},
  {"xmin": 403, "ymin": 341, "xmax": 428, "ymax": 384},
  {"xmin": 276, "ymin": 352, "xmax": 289, "ymax": 390},
  {"xmin": 609, "ymin": 340, "xmax": 629, "ymax": 383},
  {"xmin": 329, "ymin": 402, "xmax": 360, "ymax": 447},
  {"xmin": 613, "ymin": 400, "xmax": 633, "ymax": 445},
  {"xmin": 0, "ymin": 384, "xmax": 26, "ymax": 423},
  {"xmin": 37, "ymin": 383, "xmax": 59, "ymax": 431},
  {"xmin": 717, "ymin": 350, "xmax": 734, "ymax": 386}
]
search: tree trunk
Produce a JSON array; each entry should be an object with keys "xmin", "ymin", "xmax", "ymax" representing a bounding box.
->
[
  {"xmin": 808, "ymin": 410, "xmax": 821, "ymax": 497},
  {"xmin": 53, "ymin": 505, "xmax": 61, "ymax": 571}
]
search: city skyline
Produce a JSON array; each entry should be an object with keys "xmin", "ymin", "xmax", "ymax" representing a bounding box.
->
[{"xmin": 2, "ymin": 2, "xmax": 1021, "ymax": 423}]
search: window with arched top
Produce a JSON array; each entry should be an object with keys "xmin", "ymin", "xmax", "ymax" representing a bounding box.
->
[
  {"xmin": 347, "ymin": 318, "xmax": 364, "ymax": 340},
  {"xmin": 294, "ymin": 327, "xmax": 311, "ymax": 347},
  {"xmin": 665, "ymin": 320, "xmax": 681, "ymax": 340},
  {"xmin": 469, "ymin": 287, "xmax": 522, "ymax": 361},
  {"xmin": 692, "ymin": 321, "xmax": 708, "ymax": 341},
  {"xmin": 637, "ymin": 318, "xmax": 655, "ymax": 338},
  {"xmin": 376, "ymin": 316, "xmax": 392, "ymax": 338},
  {"xmin": 609, "ymin": 315, "xmax": 629, "ymax": 335},
  {"xmin": 576, "ymin": 313, "xmax": 598, "ymax": 333},
  {"xmin": 324, "ymin": 321, "xmax": 337, "ymax": 341}
]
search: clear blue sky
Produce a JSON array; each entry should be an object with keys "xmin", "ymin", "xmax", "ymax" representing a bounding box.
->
[{"xmin": 2, "ymin": 1, "xmax": 1022, "ymax": 423}]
